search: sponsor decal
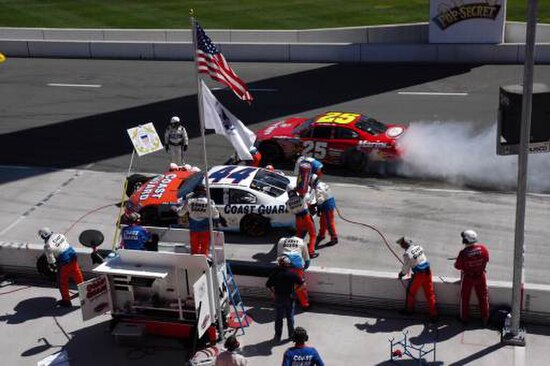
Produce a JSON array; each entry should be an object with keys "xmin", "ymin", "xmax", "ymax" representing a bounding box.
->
[
  {"xmin": 315, "ymin": 112, "xmax": 360, "ymax": 125},
  {"xmin": 223, "ymin": 204, "xmax": 287, "ymax": 215},
  {"xmin": 358, "ymin": 141, "xmax": 390, "ymax": 149},
  {"xmin": 86, "ymin": 276, "xmax": 107, "ymax": 300},
  {"xmin": 139, "ymin": 173, "xmax": 177, "ymax": 201},
  {"xmin": 433, "ymin": 0, "xmax": 502, "ymax": 30}
]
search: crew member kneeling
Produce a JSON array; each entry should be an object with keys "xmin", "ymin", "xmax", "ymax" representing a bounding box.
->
[
  {"xmin": 39, "ymin": 227, "xmax": 84, "ymax": 307},
  {"xmin": 397, "ymin": 237, "xmax": 438, "ymax": 321},
  {"xmin": 277, "ymin": 236, "xmax": 311, "ymax": 309}
]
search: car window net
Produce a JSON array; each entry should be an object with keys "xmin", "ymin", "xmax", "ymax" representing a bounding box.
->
[
  {"xmin": 249, "ymin": 170, "xmax": 290, "ymax": 197},
  {"xmin": 355, "ymin": 117, "xmax": 388, "ymax": 135}
]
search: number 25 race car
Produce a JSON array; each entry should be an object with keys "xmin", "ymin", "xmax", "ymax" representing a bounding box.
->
[
  {"xmin": 124, "ymin": 165, "xmax": 296, "ymax": 236},
  {"xmin": 255, "ymin": 111, "xmax": 407, "ymax": 173}
]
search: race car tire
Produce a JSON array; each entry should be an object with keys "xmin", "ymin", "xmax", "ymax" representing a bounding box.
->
[
  {"xmin": 36, "ymin": 254, "xmax": 57, "ymax": 282},
  {"xmin": 240, "ymin": 214, "xmax": 270, "ymax": 237},
  {"xmin": 344, "ymin": 150, "xmax": 368, "ymax": 173},
  {"xmin": 125, "ymin": 174, "xmax": 150, "ymax": 197},
  {"xmin": 258, "ymin": 142, "xmax": 283, "ymax": 164}
]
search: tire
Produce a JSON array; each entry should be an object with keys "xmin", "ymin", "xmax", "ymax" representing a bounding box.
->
[
  {"xmin": 125, "ymin": 174, "xmax": 150, "ymax": 197},
  {"xmin": 240, "ymin": 214, "xmax": 270, "ymax": 237},
  {"xmin": 258, "ymin": 142, "xmax": 284, "ymax": 164},
  {"xmin": 344, "ymin": 150, "xmax": 368, "ymax": 174}
]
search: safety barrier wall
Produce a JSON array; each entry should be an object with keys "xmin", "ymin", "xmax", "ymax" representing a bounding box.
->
[
  {"xmin": 1, "ymin": 23, "xmax": 549, "ymax": 63},
  {"xmin": 2, "ymin": 241, "xmax": 550, "ymax": 324}
]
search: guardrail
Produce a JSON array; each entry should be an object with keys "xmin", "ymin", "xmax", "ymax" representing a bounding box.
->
[
  {"xmin": 0, "ymin": 22, "xmax": 549, "ymax": 63},
  {"xmin": 2, "ymin": 240, "xmax": 549, "ymax": 324}
]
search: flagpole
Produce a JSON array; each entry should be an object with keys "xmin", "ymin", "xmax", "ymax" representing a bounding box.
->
[{"xmin": 190, "ymin": 10, "xmax": 225, "ymax": 342}]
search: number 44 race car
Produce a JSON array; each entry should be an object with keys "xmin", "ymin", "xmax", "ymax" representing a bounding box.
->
[
  {"xmin": 124, "ymin": 165, "xmax": 296, "ymax": 237},
  {"xmin": 255, "ymin": 111, "xmax": 407, "ymax": 173}
]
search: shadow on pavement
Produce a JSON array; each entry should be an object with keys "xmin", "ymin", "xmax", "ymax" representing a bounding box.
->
[
  {"xmin": 0, "ymin": 63, "xmax": 475, "ymax": 183},
  {"xmin": 447, "ymin": 342, "xmax": 505, "ymax": 366},
  {"xmin": 0, "ymin": 296, "xmax": 77, "ymax": 324}
]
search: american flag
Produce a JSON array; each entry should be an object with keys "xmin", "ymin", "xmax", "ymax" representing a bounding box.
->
[{"xmin": 195, "ymin": 22, "xmax": 253, "ymax": 103}]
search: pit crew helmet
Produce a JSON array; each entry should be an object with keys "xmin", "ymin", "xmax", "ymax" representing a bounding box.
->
[
  {"xmin": 127, "ymin": 212, "xmax": 141, "ymax": 223},
  {"xmin": 38, "ymin": 227, "xmax": 53, "ymax": 240},
  {"xmin": 170, "ymin": 116, "xmax": 181, "ymax": 125},
  {"xmin": 461, "ymin": 230, "xmax": 478, "ymax": 245},
  {"xmin": 249, "ymin": 146, "xmax": 258, "ymax": 154},
  {"xmin": 396, "ymin": 237, "xmax": 413, "ymax": 247},
  {"xmin": 194, "ymin": 183, "xmax": 206, "ymax": 195}
]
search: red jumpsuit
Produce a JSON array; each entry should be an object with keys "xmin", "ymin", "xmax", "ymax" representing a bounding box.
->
[
  {"xmin": 277, "ymin": 236, "xmax": 311, "ymax": 308},
  {"xmin": 454, "ymin": 243, "xmax": 490, "ymax": 323},
  {"xmin": 400, "ymin": 245, "xmax": 437, "ymax": 318},
  {"xmin": 286, "ymin": 190, "xmax": 317, "ymax": 256},
  {"xmin": 247, "ymin": 151, "xmax": 262, "ymax": 167}
]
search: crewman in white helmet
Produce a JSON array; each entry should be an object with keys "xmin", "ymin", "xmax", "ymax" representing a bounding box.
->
[{"xmin": 164, "ymin": 116, "xmax": 189, "ymax": 165}]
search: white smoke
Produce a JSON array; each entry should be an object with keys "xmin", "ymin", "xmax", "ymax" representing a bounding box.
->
[{"xmin": 397, "ymin": 121, "xmax": 550, "ymax": 192}]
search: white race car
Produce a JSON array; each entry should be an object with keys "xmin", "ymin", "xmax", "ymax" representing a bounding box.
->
[{"xmin": 178, "ymin": 165, "xmax": 296, "ymax": 236}]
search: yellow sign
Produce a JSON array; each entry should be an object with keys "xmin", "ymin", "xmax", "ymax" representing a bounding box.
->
[
  {"xmin": 0, "ymin": 53, "xmax": 6, "ymax": 63},
  {"xmin": 315, "ymin": 112, "xmax": 360, "ymax": 124},
  {"xmin": 127, "ymin": 122, "xmax": 164, "ymax": 156}
]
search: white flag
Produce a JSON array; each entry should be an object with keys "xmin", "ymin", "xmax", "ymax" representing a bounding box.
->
[{"xmin": 200, "ymin": 80, "xmax": 256, "ymax": 160}]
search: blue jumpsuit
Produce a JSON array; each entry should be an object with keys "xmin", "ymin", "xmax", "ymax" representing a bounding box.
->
[
  {"xmin": 282, "ymin": 345, "xmax": 324, "ymax": 366},
  {"xmin": 120, "ymin": 224, "xmax": 151, "ymax": 250}
]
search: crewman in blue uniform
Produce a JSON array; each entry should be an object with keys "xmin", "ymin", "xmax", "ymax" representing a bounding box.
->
[
  {"xmin": 120, "ymin": 212, "xmax": 151, "ymax": 250},
  {"xmin": 282, "ymin": 327, "xmax": 324, "ymax": 366}
]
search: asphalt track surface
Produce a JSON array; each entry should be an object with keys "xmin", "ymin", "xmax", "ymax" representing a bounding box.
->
[{"xmin": 2, "ymin": 58, "xmax": 550, "ymax": 284}]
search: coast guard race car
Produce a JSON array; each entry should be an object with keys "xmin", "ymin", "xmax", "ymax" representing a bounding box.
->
[
  {"xmin": 255, "ymin": 111, "xmax": 407, "ymax": 173},
  {"xmin": 124, "ymin": 165, "xmax": 296, "ymax": 236}
]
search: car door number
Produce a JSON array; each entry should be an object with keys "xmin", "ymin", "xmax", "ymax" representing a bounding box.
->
[
  {"xmin": 303, "ymin": 141, "xmax": 327, "ymax": 159},
  {"xmin": 316, "ymin": 112, "xmax": 360, "ymax": 124}
]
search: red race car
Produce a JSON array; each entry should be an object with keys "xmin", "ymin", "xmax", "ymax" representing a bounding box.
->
[{"xmin": 255, "ymin": 111, "xmax": 407, "ymax": 173}]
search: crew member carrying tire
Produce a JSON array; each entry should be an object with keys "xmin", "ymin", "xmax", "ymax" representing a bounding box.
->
[
  {"xmin": 286, "ymin": 185, "xmax": 318, "ymax": 258},
  {"xmin": 38, "ymin": 227, "xmax": 84, "ymax": 307},
  {"xmin": 277, "ymin": 236, "xmax": 311, "ymax": 309}
]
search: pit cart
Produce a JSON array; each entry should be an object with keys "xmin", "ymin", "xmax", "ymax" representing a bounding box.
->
[{"xmin": 78, "ymin": 227, "xmax": 229, "ymax": 345}]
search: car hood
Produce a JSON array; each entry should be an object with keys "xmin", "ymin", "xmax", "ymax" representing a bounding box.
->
[
  {"xmin": 256, "ymin": 117, "xmax": 307, "ymax": 140},
  {"xmin": 128, "ymin": 171, "xmax": 193, "ymax": 208}
]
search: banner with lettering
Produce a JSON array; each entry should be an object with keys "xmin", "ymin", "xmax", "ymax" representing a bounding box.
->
[{"xmin": 429, "ymin": 0, "xmax": 506, "ymax": 43}]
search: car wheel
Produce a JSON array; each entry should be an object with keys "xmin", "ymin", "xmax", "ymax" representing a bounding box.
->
[
  {"xmin": 258, "ymin": 142, "xmax": 284, "ymax": 164},
  {"xmin": 344, "ymin": 150, "xmax": 368, "ymax": 173},
  {"xmin": 240, "ymin": 214, "xmax": 270, "ymax": 237},
  {"xmin": 125, "ymin": 174, "xmax": 150, "ymax": 197}
]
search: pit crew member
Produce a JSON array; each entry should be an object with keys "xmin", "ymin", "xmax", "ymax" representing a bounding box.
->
[
  {"xmin": 311, "ymin": 174, "xmax": 338, "ymax": 247},
  {"xmin": 282, "ymin": 327, "xmax": 324, "ymax": 366},
  {"xmin": 454, "ymin": 229, "xmax": 490, "ymax": 325},
  {"xmin": 397, "ymin": 237, "xmax": 438, "ymax": 321},
  {"xmin": 286, "ymin": 185, "xmax": 318, "ymax": 258},
  {"xmin": 39, "ymin": 227, "xmax": 84, "ymax": 307},
  {"xmin": 164, "ymin": 116, "xmax": 189, "ymax": 165},
  {"xmin": 225, "ymin": 147, "xmax": 263, "ymax": 167},
  {"xmin": 294, "ymin": 156, "xmax": 323, "ymax": 179},
  {"xmin": 120, "ymin": 212, "xmax": 151, "ymax": 250},
  {"xmin": 177, "ymin": 183, "xmax": 222, "ymax": 256},
  {"xmin": 277, "ymin": 236, "xmax": 311, "ymax": 309}
]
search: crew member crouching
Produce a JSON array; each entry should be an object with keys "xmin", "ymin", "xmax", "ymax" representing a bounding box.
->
[
  {"xmin": 39, "ymin": 227, "xmax": 84, "ymax": 307},
  {"xmin": 311, "ymin": 175, "xmax": 338, "ymax": 247},
  {"xmin": 286, "ymin": 185, "xmax": 318, "ymax": 258}
]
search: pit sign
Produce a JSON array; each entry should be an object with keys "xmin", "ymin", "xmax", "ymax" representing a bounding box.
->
[{"xmin": 78, "ymin": 275, "xmax": 112, "ymax": 321}]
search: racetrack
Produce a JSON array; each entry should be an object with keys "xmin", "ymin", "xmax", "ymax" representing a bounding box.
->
[{"xmin": 2, "ymin": 58, "xmax": 550, "ymax": 284}]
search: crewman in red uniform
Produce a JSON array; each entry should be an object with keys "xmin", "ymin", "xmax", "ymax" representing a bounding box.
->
[
  {"xmin": 286, "ymin": 185, "xmax": 318, "ymax": 258},
  {"xmin": 454, "ymin": 229, "xmax": 490, "ymax": 325},
  {"xmin": 397, "ymin": 237, "xmax": 438, "ymax": 321}
]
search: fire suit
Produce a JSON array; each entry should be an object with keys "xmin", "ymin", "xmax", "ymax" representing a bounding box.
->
[
  {"xmin": 282, "ymin": 345, "xmax": 324, "ymax": 366},
  {"xmin": 277, "ymin": 236, "xmax": 311, "ymax": 308},
  {"xmin": 120, "ymin": 224, "xmax": 151, "ymax": 250},
  {"xmin": 43, "ymin": 233, "xmax": 84, "ymax": 303},
  {"xmin": 313, "ymin": 181, "xmax": 337, "ymax": 243},
  {"xmin": 164, "ymin": 124, "xmax": 189, "ymax": 165},
  {"xmin": 399, "ymin": 245, "xmax": 437, "ymax": 318},
  {"xmin": 179, "ymin": 193, "xmax": 220, "ymax": 255},
  {"xmin": 248, "ymin": 150, "xmax": 262, "ymax": 167},
  {"xmin": 294, "ymin": 156, "xmax": 323, "ymax": 176},
  {"xmin": 286, "ymin": 190, "xmax": 317, "ymax": 256},
  {"xmin": 454, "ymin": 243, "xmax": 490, "ymax": 323}
]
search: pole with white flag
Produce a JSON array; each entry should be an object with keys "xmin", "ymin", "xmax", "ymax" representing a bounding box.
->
[{"xmin": 190, "ymin": 11, "xmax": 225, "ymax": 341}]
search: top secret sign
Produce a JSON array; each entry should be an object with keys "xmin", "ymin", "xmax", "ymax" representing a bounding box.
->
[{"xmin": 429, "ymin": 0, "xmax": 506, "ymax": 43}]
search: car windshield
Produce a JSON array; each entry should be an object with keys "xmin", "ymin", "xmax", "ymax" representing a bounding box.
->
[
  {"xmin": 249, "ymin": 169, "xmax": 290, "ymax": 197},
  {"xmin": 177, "ymin": 171, "xmax": 204, "ymax": 199},
  {"xmin": 355, "ymin": 116, "xmax": 388, "ymax": 135},
  {"xmin": 292, "ymin": 118, "xmax": 314, "ymax": 135}
]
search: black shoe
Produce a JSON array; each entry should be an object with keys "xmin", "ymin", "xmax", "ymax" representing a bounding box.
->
[
  {"xmin": 326, "ymin": 238, "xmax": 338, "ymax": 246},
  {"xmin": 56, "ymin": 300, "xmax": 72, "ymax": 308},
  {"xmin": 315, "ymin": 236, "xmax": 325, "ymax": 246},
  {"xmin": 310, "ymin": 252, "xmax": 319, "ymax": 259},
  {"xmin": 273, "ymin": 335, "xmax": 281, "ymax": 343},
  {"xmin": 428, "ymin": 315, "xmax": 439, "ymax": 324}
]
